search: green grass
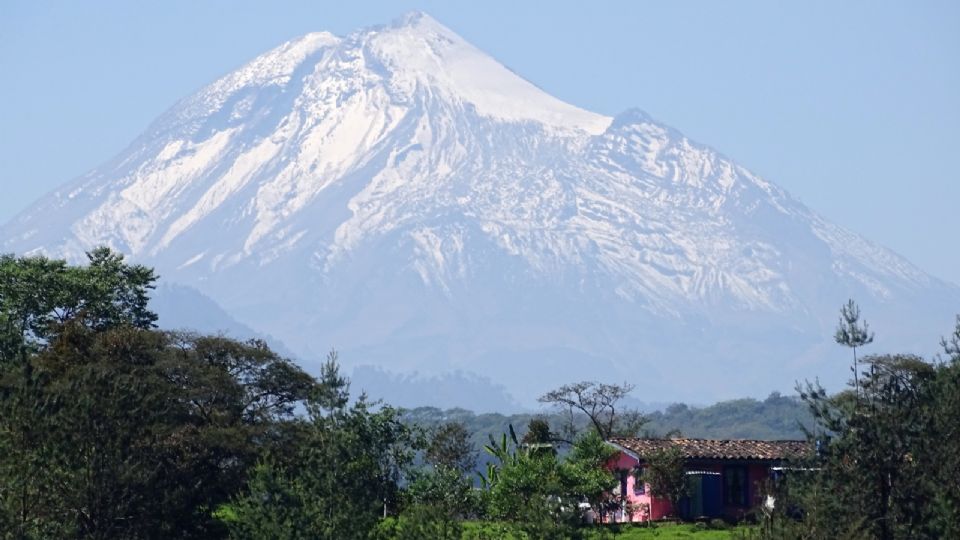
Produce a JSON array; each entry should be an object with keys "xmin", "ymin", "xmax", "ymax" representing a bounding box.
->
[
  {"xmin": 584, "ymin": 522, "xmax": 755, "ymax": 539},
  {"xmin": 457, "ymin": 521, "xmax": 755, "ymax": 539}
]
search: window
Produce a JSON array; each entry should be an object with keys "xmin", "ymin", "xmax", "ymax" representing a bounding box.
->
[
  {"xmin": 619, "ymin": 469, "xmax": 628, "ymax": 498},
  {"xmin": 632, "ymin": 467, "xmax": 645, "ymax": 494},
  {"xmin": 723, "ymin": 466, "xmax": 748, "ymax": 507}
]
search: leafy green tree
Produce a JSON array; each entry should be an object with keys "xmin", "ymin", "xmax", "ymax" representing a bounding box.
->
[
  {"xmin": 220, "ymin": 463, "xmax": 313, "ymax": 540},
  {"xmin": 314, "ymin": 349, "xmax": 349, "ymax": 412},
  {"xmin": 1, "ymin": 325, "xmax": 317, "ymax": 539},
  {"xmin": 481, "ymin": 427, "xmax": 616, "ymax": 538},
  {"xmin": 400, "ymin": 466, "xmax": 477, "ymax": 538},
  {"xmin": 788, "ymin": 346, "xmax": 960, "ymax": 540},
  {"xmin": 564, "ymin": 430, "xmax": 619, "ymax": 518},
  {"xmin": 374, "ymin": 503, "xmax": 464, "ymax": 540},
  {"xmin": 399, "ymin": 421, "xmax": 481, "ymax": 531},
  {"xmin": 426, "ymin": 421, "xmax": 477, "ymax": 473},
  {"xmin": 0, "ymin": 248, "xmax": 156, "ymax": 357},
  {"xmin": 521, "ymin": 417, "xmax": 557, "ymax": 458},
  {"xmin": 643, "ymin": 446, "xmax": 688, "ymax": 519},
  {"xmin": 0, "ymin": 250, "xmax": 317, "ymax": 538},
  {"xmin": 929, "ymin": 317, "xmax": 960, "ymax": 537},
  {"xmin": 0, "ymin": 248, "xmax": 158, "ymax": 538},
  {"xmin": 479, "ymin": 424, "xmax": 520, "ymax": 489},
  {"xmin": 486, "ymin": 450, "xmax": 578, "ymax": 537},
  {"xmin": 522, "ymin": 417, "xmax": 552, "ymax": 445},
  {"xmin": 228, "ymin": 361, "xmax": 418, "ymax": 540}
]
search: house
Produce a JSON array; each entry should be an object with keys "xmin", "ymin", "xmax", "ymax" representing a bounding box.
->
[{"xmin": 604, "ymin": 438, "xmax": 810, "ymax": 523}]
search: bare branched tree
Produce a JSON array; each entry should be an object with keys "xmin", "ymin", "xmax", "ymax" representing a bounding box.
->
[{"xmin": 538, "ymin": 381, "xmax": 644, "ymax": 441}]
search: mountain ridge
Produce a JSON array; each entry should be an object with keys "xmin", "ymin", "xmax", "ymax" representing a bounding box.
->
[{"xmin": 3, "ymin": 12, "xmax": 957, "ymax": 406}]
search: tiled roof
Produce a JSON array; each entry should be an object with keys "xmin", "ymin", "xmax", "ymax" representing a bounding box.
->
[{"xmin": 608, "ymin": 438, "xmax": 810, "ymax": 461}]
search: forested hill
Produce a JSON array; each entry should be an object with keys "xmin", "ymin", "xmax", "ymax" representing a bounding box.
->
[
  {"xmin": 402, "ymin": 391, "xmax": 813, "ymax": 446},
  {"xmin": 644, "ymin": 392, "xmax": 814, "ymax": 439}
]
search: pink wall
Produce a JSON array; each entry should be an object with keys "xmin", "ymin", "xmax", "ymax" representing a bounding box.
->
[{"xmin": 606, "ymin": 452, "xmax": 663, "ymax": 522}]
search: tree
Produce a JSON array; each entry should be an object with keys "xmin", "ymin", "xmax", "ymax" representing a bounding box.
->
[
  {"xmin": 565, "ymin": 430, "xmax": 620, "ymax": 518},
  {"xmin": 314, "ymin": 349, "xmax": 349, "ymax": 412},
  {"xmin": 834, "ymin": 299, "xmax": 874, "ymax": 398},
  {"xmin": 0, "ymin": 250, "xmax": 318, "ymax": 538},
  {"xmin": 538, "ymin": 381, "xmax": 645, "ymax": 441},
  {"xmin": 375, "ymin": 502, "xmax": 465, "ymax": 540},
  {"xmin": 484, "ymin": 440, "xmax": 580, "ymax": 537},
  {"xmin": 425, "ymin": 421, "xmax": 477, "ymax": 473},
  {"xmin": 216, "ymin": 462, "xmax": 312, "ymax": 540},
  {"xmin": 643, "ymin": 446, "xmax": 688, "ymax": 519},
  {"xmin": 0, "ymin": 248, "xmax": 159, "ymax": 538},
  {"xmin": 397, "ymin": 420, "xmax": 480, "ymax": 532},
  {"xmin": 480, "ymin": 424, "xmax": 521, "ymax": 489},
  {"xmin": 399, "ymin": 466, "xmax": 477, "ymax": 539},
  {"xmin": 522, "ymin": 417, "xmax": 552, "ymax": 445},
  {"xmin": 1, "ymin": 324, "xmax": 319, "ymax": 539},
  {"xmin": 228, "ymin": 359, "xmax": 418, "ymax": 540},
  {"xmin": 479, "ymin": 424, "xmax": 617, "ymax": 537},
  {"xmin": 931, "ymin": 317, "xmax": 960, "ymax": 536},
  {"xmin": 521, "ymin": 417, "xmax": 557, "ymax": 457},
  {"xmin": 789, "ymin": 348, "xmax": 960, "ymax": 540},
  {"xmin": 157, "ymin": 332, "xmax": 318, "ymax": 527},
  {"xmin": 0, "ymin": 248, "xmax": 156, "ymax": 359}
]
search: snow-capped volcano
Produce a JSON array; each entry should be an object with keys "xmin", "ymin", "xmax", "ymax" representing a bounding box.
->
[{"xmin": 4, "ymin": 13, "xmax": 957, "ymax": 404}]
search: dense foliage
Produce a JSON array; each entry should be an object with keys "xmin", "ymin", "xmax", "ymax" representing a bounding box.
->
[
  {"xmin": 479, "ymin": 427, "xmax": 617, "ymax": 539},
  {"xmin": 0, "ymin": 251, "xmax": 317, "ymax": 538},
  {"xmin": 227, "ymin": 394, "xmax": 415, "ymax": 539},
  {"xmin": 758, "ymin": 312, "xmax": 960, "ymax": 539}
]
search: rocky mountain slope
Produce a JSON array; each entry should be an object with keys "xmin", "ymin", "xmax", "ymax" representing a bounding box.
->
[{"xmin": 4, "ymin": 13, "xmax": 957, "ymax": 405}]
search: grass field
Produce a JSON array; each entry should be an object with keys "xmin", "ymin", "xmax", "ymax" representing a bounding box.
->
[
  {"xmin": 458, "ymin": 521, "xmax": 756, "ymax": 539},
  {"xmin": 585, "ymin": 523, "xmax": 754, "ymax": 539}
]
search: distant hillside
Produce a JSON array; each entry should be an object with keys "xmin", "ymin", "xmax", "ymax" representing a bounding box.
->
[
  {"xmin": 642, "ymin": 392, "xmax": 812, "ymax": 440},
  {"xmin": 403, "ymin": 392, "xmax": 813, "ymax": 477},
  {"xmin": 151, "ymin": 283, "xmax": 298, "ymax": 358}
]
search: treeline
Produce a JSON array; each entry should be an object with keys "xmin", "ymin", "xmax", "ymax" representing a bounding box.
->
[
  {"xmin": 403, "ymin": 391, "xmax": 813, "ymax": 455},
  {"xmin": 2, "ymin": 250, "xmax": 958, "ymax": 539},
  {"xmin": 644, "ymin": 392, "xmax": 812, "ymax": 440}
]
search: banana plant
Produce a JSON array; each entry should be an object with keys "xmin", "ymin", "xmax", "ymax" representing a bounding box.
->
[{"xmin": 478, "ymin": 423, "xmax": 521, "ymax": 488}]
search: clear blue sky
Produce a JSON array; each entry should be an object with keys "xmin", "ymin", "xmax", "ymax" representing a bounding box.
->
[{"xmin": 2, "ymin": 1, "xmax": 958, "ymax": 284}]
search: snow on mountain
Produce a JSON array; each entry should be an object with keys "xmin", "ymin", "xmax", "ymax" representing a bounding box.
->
[{"xmin": 3, "ymin": 12, "xmax": 957, "ymax": 406}]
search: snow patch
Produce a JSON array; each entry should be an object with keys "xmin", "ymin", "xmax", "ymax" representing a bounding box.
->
[{"xmin": 368, "ymin": 13, "xmax": 611, "ymax": 134}]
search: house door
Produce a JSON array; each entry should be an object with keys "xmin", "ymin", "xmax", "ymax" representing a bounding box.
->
[
  {"xmin": 683, "ymin": 472, "xmax": 722, "ymax": 519},
  {"xmin": 701, "ymin": 474, "xmax": 722, "ymax": 517},
  {"xmin": 687, "ymin": 475, "xmax": 704, "ymax": 518}
]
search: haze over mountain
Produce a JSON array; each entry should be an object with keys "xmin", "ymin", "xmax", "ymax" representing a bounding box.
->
[{"xmin": 3, "ymin": 12, "xmax": 957, "ymax": 407}]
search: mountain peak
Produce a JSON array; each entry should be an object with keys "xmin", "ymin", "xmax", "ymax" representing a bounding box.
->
[
  {"xmin": 360, "ymin": 12, "xmax": 610, "ymax": 133},
  {"xmin": 382, "ymin": 10, "xmax": 462, "ymax": 45},
  {"xmin": 390, "ymin": 10, "xmax": 445, "ymax": 31},
  {"xmin": 611, "ymin": 108, "xmax": 656, "ymax": 128}
]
